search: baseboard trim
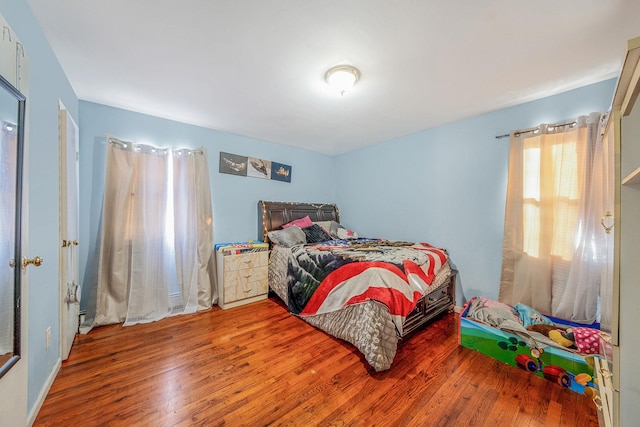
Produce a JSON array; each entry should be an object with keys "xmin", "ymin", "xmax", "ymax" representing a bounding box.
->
[{"xmin": 27, "ymin": 357, "xmax": 61, "ymax": 427}]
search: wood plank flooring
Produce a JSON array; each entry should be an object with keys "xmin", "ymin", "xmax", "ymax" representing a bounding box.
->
[{"xmin": 34, "ymin": 297, "xmax": 599, "ymax": 427}]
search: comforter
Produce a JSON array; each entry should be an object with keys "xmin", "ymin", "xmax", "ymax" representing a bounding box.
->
[{"xmin": 269, "ymin": 239, "xmax": 451, "ymax": 371}]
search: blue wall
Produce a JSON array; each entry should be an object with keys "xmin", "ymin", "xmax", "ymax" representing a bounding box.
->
[
  {"xmin": 334, "ymin": 78, "xmax": 616, "ymax": 305},
  {"xmin": 82, "ymin": 80, "xmax": 615, "ymax": 310},
  {"xmin": 78, "ymin": 101, "xmax": 335, "ymax": 311}
]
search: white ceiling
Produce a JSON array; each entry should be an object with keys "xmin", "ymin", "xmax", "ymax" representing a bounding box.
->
[{"xmin": 26, "ymin": 0, "xmax": 640, "ymax": 155}]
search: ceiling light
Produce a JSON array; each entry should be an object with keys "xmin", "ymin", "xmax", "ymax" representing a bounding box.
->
[{"xmin": 325, "ymin": 65, "xmax": 360, "ymax": 96}]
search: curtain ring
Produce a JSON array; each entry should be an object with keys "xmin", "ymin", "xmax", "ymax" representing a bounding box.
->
[{"xmin": 601, "ymin": 211, "xmax": 614, "ymax": 234}]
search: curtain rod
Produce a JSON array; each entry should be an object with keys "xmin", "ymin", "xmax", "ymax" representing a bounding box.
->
[
  {"xmin": 495, "ymin": 120, "xmax": 578, "ymax": 140},
  {"xmin": 107, "ymin": 136, "xmax": 128, "ymax": 147},
  {"xmin": 106, "ymin": 135, "xmax": 204, "ymax": 155}
]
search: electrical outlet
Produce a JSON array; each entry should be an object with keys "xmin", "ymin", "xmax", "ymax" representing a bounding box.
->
[{"xmin": 46, "ymin": 326, "xmax": 51, "ymax": 349}]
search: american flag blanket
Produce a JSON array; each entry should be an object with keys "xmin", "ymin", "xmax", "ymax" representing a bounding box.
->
[{"xmin": 286, "ymin": 239, "xmax": 448, "ymax": 335}]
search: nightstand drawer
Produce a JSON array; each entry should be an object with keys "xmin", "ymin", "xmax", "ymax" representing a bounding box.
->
[
  {"xmin": 224, "ymin": 266, "xmax": 268, "ymax": 286},
  {"xmin": 223, "ymin": 279, "xmax": 269, "ymax": 304},
  {"xmin": 223, "ymin": 251, "xmax": 268, "ymax": 272}
]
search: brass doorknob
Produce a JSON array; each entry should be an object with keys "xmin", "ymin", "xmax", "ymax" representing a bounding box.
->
[{"xmin": 22, "ymin": 256, "xmax": 43, "ymax": 269}]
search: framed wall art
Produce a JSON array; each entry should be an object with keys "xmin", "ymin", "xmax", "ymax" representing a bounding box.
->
[{"xmin": 219, "ymin": 151, "xmax": 291, "ymax": 183}]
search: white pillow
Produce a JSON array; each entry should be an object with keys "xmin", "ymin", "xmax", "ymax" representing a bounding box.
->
[{"xmin": 337, "ymin": 227, "xmax": 358, "ymax": 239}]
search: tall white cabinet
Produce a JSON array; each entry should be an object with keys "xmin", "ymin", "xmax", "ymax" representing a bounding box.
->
[{"xmin": 598, "ymin": 35, "xmax": 640, "ymax": 427}]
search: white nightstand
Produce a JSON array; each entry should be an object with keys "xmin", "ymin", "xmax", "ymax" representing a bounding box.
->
[{"xmin": 216, "ymin": 245, "xmax": 269, "ymax": 309}]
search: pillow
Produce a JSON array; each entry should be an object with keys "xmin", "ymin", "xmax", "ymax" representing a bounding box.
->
[
  {"xmin": 513, "ymin": 303, "xmax": 554, "ymax": 327},
  {"xmin": 302, "ymin": 224, "xmax": 333, "ymax": 243},
  {"xmin": 572, "ymin": 327, "xmax": 600, "ymax": 354},
  {"xmin": 282, "ymin": 215, "xmax": 313, "ymax": 229},
  {"xmin": 336, "ymin": 227, "xmax": 358, "ymax": 239},
  {"xmin": 267, "ymin": 226, "xmax": 306, "ymax": 247},
  {"xmin": 313, "ymin": 220, "xmax": 341, "ymax": 238}
]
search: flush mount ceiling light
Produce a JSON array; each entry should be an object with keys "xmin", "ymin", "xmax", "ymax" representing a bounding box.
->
[{"xmin": 325, "ymin": 65, "xmax": 360, "ymax": 96}]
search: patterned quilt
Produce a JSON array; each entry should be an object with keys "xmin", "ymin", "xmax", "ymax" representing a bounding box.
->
[{"xmin": 286, "ymin": 239, "xmax": 448, "ymax": 335}]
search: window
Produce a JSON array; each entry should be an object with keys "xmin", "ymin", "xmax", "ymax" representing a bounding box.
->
[{"xmin": 521, "ymin": 135, "xmax": 582, "ymax": 261}]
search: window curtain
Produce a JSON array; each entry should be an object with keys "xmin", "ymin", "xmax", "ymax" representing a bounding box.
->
[
  {"xmin": 86, "ymin": 138, "xmax": 216, "ymax": 329},
  {"xmin": 172, "ymin": 148, "xmax": 216, "ymax": 315},
  {"xmin": 499, "ymin": 113, "xmax": 607, "ymax": 323}
]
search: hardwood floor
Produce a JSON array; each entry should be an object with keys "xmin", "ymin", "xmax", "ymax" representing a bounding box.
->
[{"xmin": 34, "ymin": 297, "xmax": 599, "ymax": 427}]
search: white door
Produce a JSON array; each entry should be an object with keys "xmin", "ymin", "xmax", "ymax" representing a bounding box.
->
[{"xmin": 58, "ymin": 106, "xmax": 79, "ymax": 360}]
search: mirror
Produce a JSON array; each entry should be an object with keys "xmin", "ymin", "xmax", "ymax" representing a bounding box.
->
[{"xmin": 0, "ymin": 73, "xmax": 25, "ymax": 379}]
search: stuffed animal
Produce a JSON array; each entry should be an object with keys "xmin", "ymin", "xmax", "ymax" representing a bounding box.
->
[
  {"xmin": 548, "ymin": 329, "xmax": 576, "ymax": 349},
  {"xmin": 525, "ymin": 324, "xmax": 576, "ymax": 349},
  {"xmin": 528, "ymin": 324, "xmax": 601, "ymax": 354},
  {"xmin": 526, "ymin": 324, "xmax": 561, "ymax": 336}
]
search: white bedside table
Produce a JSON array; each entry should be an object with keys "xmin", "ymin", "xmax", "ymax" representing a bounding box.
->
[{"xmin": 215, "ymin": 243, "xmax": 269, "ymax": 309}]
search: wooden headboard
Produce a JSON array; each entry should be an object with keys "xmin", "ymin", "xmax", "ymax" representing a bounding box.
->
[{"xmin": 258, "ymin": 200, "xmax": 340, "ymax": 244}]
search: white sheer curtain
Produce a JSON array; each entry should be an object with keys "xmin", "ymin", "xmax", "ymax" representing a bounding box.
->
[
  {"xmin": 172, "ymin": 148, "xmax": 216, "ymax": 314},
  {"xmin": 87, "ymin": 138, "xmax": 216, "ymax": 329},
  {"xmin": 553, "ymin": 113, "xmax": 609, "ymax": 322},
  {"xmin": 500, "ymin": 113, "xmax": 607, "ymax": 323}
]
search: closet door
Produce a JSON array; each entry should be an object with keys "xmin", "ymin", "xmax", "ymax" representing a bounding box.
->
[
  {"xmin": 0, "ymin": 13, "xmax": 28, "ymax": 427},
  {"xmin": 605, "ymin": 35, "xmax": 640, "ymax": 427},
  {"xmin": 618, "ymin": 83, "xmax": 640, "ymax": 427}
]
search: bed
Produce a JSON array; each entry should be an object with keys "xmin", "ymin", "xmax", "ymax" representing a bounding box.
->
[
  {"xmin": 259, "ymin": 200, "xmax": 456, "ymax": 371},
  {"xmin": 459, "ymin": 296, "xmax": 604, "ymax": 396}
]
